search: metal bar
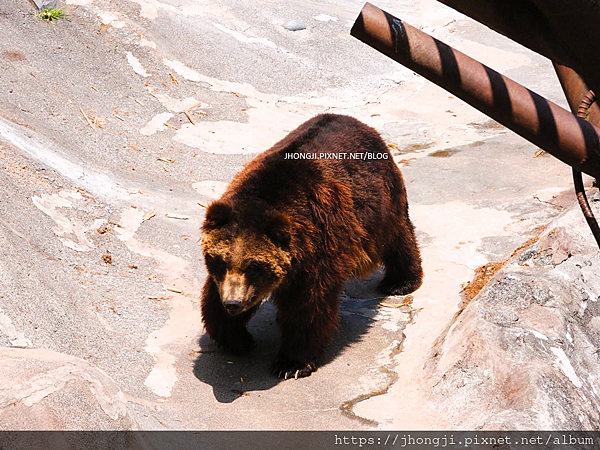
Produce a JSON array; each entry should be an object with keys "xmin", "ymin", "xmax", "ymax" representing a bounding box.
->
[
  {"xmin": 553, "ymin": 64, "xmax": 600, "ymax": 126},
  {"xmin": 553, "ymin": 64, "xmax": 600, "ymax": 248},
  {"xmin": 350, "ymin": 2, "xmax": 600, "ymax": 180}
]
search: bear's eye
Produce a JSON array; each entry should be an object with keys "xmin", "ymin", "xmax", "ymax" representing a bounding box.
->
[
  {"xmin": 245, "ymin": 261, "xmax": 276, "ymax": 284},
  {"xmin": 205, "ymin": 254, "xmax": 227, "ymax": 278}
]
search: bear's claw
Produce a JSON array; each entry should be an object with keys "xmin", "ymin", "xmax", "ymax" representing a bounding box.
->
[{"xmin": 270, "ymin": 360, "xmax": 316, "ymax": 380}]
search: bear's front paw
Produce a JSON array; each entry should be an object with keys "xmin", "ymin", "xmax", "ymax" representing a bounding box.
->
[
  {"xmin": 270, "ymin": 358, "xmax": 317, "ymax": 380},
  {"xmin": 215, "ymin": 328, "xmax": 255, "ymax": 354}
]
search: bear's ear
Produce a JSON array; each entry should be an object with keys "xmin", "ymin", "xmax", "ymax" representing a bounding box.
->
[
  {"xmin": 203, "ymin": 200, "xmax": 233, "ymax": 231},
  {"xmin": 265, "ymin": 212, "xmax": 293, "ymax": 248}
]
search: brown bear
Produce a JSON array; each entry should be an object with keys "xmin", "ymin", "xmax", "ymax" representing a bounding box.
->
[{"xmin": 200, "ymin": 113, "xmax": 422, "ymax": 379}]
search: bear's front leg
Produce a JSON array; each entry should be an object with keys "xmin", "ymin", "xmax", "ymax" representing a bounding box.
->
[
  {"xmin": 271, "ymin": 288, "xmax": 340, "ymax": 379},
  {"xmin": 201, "ymin": 277, "xmax": 256, "ymax": 354}
]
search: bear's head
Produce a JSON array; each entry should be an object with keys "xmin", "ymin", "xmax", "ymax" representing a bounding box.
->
[{"xmin": 201, "ymin": 199, "xmax": 293, "ymax": 316}]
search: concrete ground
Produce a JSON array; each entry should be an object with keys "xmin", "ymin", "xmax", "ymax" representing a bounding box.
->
[{"xmin": 0, "ymin": 0, "xmax": 593, "ymax": 430}]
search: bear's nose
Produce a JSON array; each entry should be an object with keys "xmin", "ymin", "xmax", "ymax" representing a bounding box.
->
[{"xmin": 223, "ymin": 300, "xmax": 243, "ymax": 315}]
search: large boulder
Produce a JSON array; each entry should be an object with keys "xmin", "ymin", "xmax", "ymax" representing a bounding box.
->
[{"xmin": 425, "ymin": 195, "xmax": 600, "ymax": 429}]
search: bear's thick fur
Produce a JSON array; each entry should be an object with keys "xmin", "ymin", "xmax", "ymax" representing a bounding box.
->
[{"xmin": 201, "ymin": 114, "xmax": 422, "ymax": 379}]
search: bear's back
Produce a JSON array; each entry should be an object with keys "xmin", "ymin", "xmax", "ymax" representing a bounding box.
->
[{"xmin": 223, "ymin": 114, "xmax": 402, "ymax": 208}]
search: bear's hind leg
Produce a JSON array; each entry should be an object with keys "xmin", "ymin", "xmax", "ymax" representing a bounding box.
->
[
  {"xmin": 377, "ymin": 220, "xmax": 423, "ymax": 296},
  {"xmin": 201, "ymin": 277, "xmax": 257, "ymax": 354},
  {"xmin": 271, "ymin": 287, "xmax": 340, "ymax": 379}
]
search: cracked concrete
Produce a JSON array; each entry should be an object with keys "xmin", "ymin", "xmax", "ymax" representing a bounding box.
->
[{"xmin": 0, "ymin": 0, "xmax": 594, "ymax": 432}]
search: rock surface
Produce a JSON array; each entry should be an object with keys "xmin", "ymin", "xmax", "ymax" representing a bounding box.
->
[
  {"xmin": 423, "ymin": 194, "xmax": 600, "ymax": 429},
  {"xmin": 0, "ymin": 347, "xmax": 135, "ymax": 430},
  {"xmin": 32, "ymin": 0, "xmax": 59, "ymax": 11},
  {"xmin": 2, "ymin": 0, "xmax": 599, "ymax": 433},
  {"xmin": 282, "ymin": 19, "xmax": 306, "ymax": 31}
]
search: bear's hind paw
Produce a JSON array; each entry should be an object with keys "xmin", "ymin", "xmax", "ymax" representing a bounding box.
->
[{"xmin": 270, "ymin": 359, "xmax": 316, "ymax": 380}]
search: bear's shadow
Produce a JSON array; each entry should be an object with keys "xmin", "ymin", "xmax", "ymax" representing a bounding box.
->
[{"xmin": 193, "ymin": 271, "xmax": 386, "ymax": 403}]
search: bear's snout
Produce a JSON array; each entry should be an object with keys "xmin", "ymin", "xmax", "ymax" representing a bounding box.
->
[
  {"xmin": 223, "ymin": 299, "xmax": 244, "ymax": 315},
  {"xmin": 219, "ymin": 272, "xmax": 253, "ymax": 315}
]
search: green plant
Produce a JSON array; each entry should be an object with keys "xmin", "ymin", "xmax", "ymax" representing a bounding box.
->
[{"xmin": 38, "ymin": 8, "xmax": 66, "ymax": 22}]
